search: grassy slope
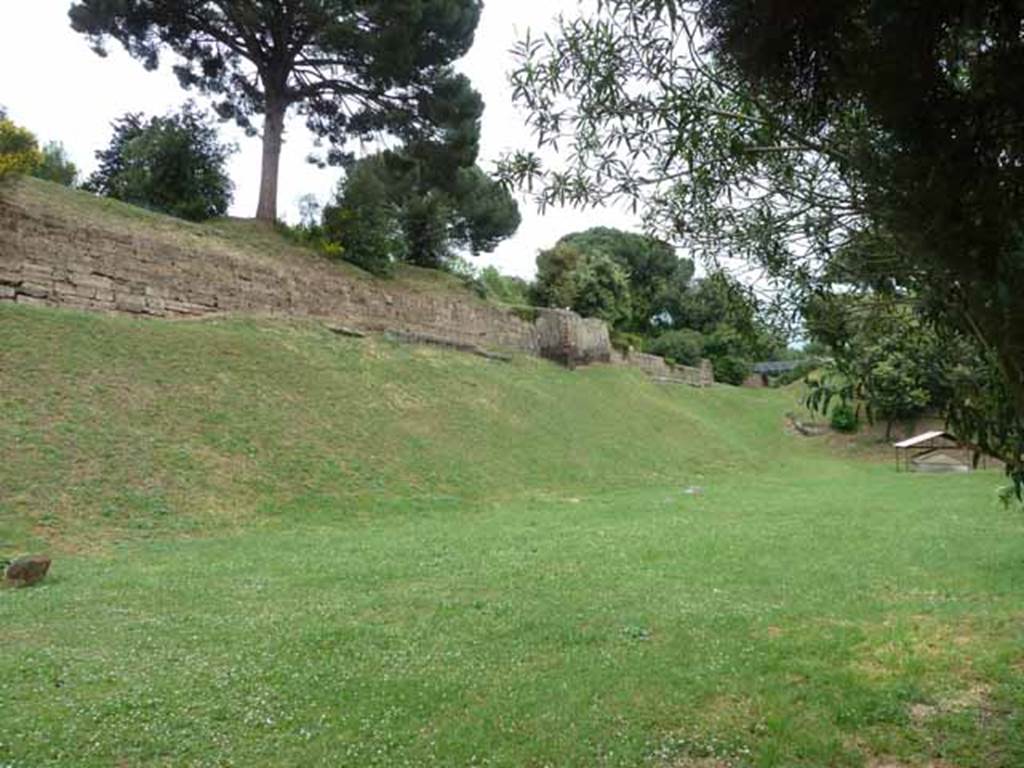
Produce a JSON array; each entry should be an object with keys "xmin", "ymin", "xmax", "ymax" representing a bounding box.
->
[
  {"xmin": 0, "ymin": 303, "xmax": 788, "ymax": 548},
  {"xmin": 1, "ymin": 303, "xmax": 1022, "ymax": 768}
]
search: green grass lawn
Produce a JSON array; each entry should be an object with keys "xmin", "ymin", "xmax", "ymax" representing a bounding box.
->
[{"xmin": 1, "ymin": 304, "xmax": 1022, "ymax": 767}]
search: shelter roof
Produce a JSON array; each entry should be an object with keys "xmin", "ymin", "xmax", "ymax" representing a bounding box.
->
[
  {"xmin": 893, "ymin": 430, "xmax": 957, "ymax": 449},
  {"xmin": 752, "ymin": 360, "xmax": 805, "ymax": 374}
]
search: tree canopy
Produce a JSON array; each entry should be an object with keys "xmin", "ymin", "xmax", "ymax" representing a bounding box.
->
[
  {"xmin": 321, "ymin": 74, "xmax": 520, "ymax": 273},
  {"xmin": 805, "ymin": 296, "xmax": 948, "ymax": 439},
  {"xmin": 497, "ymin": 0, "xmax": 1024, "ymax": 485},
  {"xmin": 70, "ymin": 0, "xmax": 483, "ymax": 221},
  {"xmin": 84, "ymin": 103, "xmax": 235, "ymax": 221},
  {"xmin": 32, "ymin": 142, "xmax": 79, "ymax": 187},
  {"xmin": 531, "ymin": 226, "xmax": 777, "ymax": 383},
  {"xmin": 532, "ymin": 239, "xmax": 634, "ymax": 327},
  {"xmin": 532, "ymin": 227, "xmax": 693, "ymax": 332},
  {"xmin": 655, "ymin": 271, "xmax": 782, "ymax": 385},
  {"xmin": 0, "ymin": 115, "xmax": 41, "ymax": 180},
  {"xmin": 557, "ymin": 227, "xmax": 693, "ymax": 334}
]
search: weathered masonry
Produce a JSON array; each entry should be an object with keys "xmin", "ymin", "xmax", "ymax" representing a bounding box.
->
[{"xmin": 0, "ymin": 183, "xmax": 712, "ymax": 386}]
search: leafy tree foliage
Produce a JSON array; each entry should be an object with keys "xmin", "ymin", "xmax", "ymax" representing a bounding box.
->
[
  {"xmin": 806, "ymin": 292, "xmax": 1024, "ymax": 463},
  {"xmin": 0, "ymin": 113, "xmax": 78, "ymax": 187},
  {"xmin": 533, "ymin": 227, "xmax": 693, "ymax": 331},
  {"xmin": 570, "ymin": 252, "xmax": 633, "ymax": 327},
  {"xmin": 652, "ymin": 271, "xmax": 781, "ymax": 384},
  {"xmin": 534, "ymin": 242, "xmax": 585, "ymax": 309},
  {"xmin": 533, "ymin": 242, "xmax": 632, "ymax": 326},
  {"xmin": 497, "ymin": 0, "xmax": 1024, "ymax": 484},
  {"xmin": 322, "ymin": 75, "xmax": 520, "ymax": 273},
  {"xmin": 557, "ymin": 227, "xmax": 693, "ymax": 333},
  {"xmin": 0, "ymin": 116, "xmax": 41, "ymax": 179},
  {"xmin": 645, "ymin": 328, "xmax": 704, "ymax": 367},
  {"xmin": 324, "ymin": 158, "xmax": 519, "ymax": 274},
  {"xmin": 84, "ymin": 103, "xmax": 234, "ymax": 221},
  {"xmin": 807, "ymin": 299, "xmax": 935, "ymax": 439},
  {"xmin": 475, "ymin": 266, "xmax": 531, "ymax": 306},
  {"xmin": 668, "ymin": 273, "xmax": 776, "ymax": 354},
  {"xmin": 449, "ymin": 166, "xmax": 523, "ymax": 257},
  {"xmin": 533, "ymin": 231, "xmax": 775, "ymax": 382},
  {"xmin": 321, "ymin": 155, "xmax": 405, "ymax": 274},
  {"xmin": 32, "ymin": 142, "xmax": 78, "ymax": 187},
  {"xmin": 70, "ymin": 0, "xmax": 483, "ymax": 221},
  {"xmin": 700, "ymin": 327, "xmax": 754, "ymax": 386}
]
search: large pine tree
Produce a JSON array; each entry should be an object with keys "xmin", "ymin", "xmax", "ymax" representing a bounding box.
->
[{"xmin": 69, "ymin": 0, "xmax": 482, "ymax": 221}]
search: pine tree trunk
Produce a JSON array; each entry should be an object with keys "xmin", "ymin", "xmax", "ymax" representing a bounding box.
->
[{"xmin": 256, "ymin": 100, "xmax": 286, "ymax": 222}]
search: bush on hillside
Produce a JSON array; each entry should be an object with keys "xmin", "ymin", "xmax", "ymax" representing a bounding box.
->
[
  {"xmin": 322, "ymin": 157, "xmax": 404, "ymax": 275},
  {"xmin": 645, "ymin": 329, "xmax": 704, "ymax": 366},
  {"xmin": 830, "ymin": 402, "xmax": 859, "ymax": 433},
  {"xmin": 32, "ymin": 141, "xmax": 78, "ymax": 187},
  {"xmin": 473, "ymin": 266, "xmax": 532, "ymax": 305},
  {"xmin": 611, "ymin": 330, "xmax": 645, "ymax": 353},
  {"xmin": 710, "ymin": 354, "xmax": 753, "ymax": 386},
  {"xmin": 0, "ymin": 116, "xmax": 42, "ymax": 180},
  {"xmin": 84, "ymin": 102, "xmax": 234, "ymax": 221},
  {"xmin": 533, "ymin": 244, "xmax": 633, "ymax": 326},
  {"xmin": 546, "ymin": 227, "xmax": 694, "ymax": 335},
  {"xmin": 274, "ymin": 195, "xmax": 343, "ymax": 260}
]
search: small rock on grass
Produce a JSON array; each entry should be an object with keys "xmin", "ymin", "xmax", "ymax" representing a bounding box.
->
[{"xmin": 3, "ymin": 555, "xmax": 52, "ymax": 588}]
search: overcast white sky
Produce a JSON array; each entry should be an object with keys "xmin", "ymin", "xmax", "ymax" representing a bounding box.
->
[{"xmin": 0, "ymin": 1, "xmax": 643, "ymax": 278}]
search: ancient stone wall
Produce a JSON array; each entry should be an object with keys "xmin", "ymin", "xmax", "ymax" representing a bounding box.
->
[
  {"xmin": 612, "ymin": 349, "xmax": 714, "ymax": 388},
  {"xmin": 534, "ymin": 309, "xmax": 612, "ymax": 366},
  {"xmin": 0, "ymin": 193, "xmax": 541, "ymax": 354},
  {"xmin": 0, "ymin": 184, "xmax": 712, "ymax": 386}
]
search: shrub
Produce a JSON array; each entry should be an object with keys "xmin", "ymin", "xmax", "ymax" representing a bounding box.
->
[
  {"xmin": 32, "ymin": 141, "xmax": 78, "ymax": 186},
  {"xmin": 475, "ymin": 266, "xmax": 532, "ymax": 305},
  {"xmin": 322, "ymin": 158, "xmax": 404, "ymax": 275},
  {"xmin": 84, "ymin": 102, "xmax": 234, "ymax": 221},
  {"xmin": 710, "ymin": 354, "xmax": 753, "ymax": 386},
  {"xmin": 611, "ymin": 330, "xmax": 646, "ymax": 353},
  {"xmin": 274, "ymin": 219, "xmax": 343, "ymax": 260},
  {"xmin": 645, "ymin": 329, "xmax": 704, "ymax": 366},
  {"xmin": 830, "ymin": 403, "xmax": 859, "ymax": 432},
  {"xmin": 274, "ymin": 196, "xmax": 345, "ymax": 259},
  {"xmin": 0, "ymin": 117, "xmax": 41, "ymax": 179}
]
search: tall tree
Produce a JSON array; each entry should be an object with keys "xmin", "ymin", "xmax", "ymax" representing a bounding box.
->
[
  {"xmin": 325, "ymin": 155, "xmax": 521, "ymax": 272},
  {"xmin": 557, "ymin": 227, "xmax": 693, "ymax": 333},
  {"xmin": 497, "ymin": 0, "xmax": 1024, "ymax": 485},
  {"xmin": 533, "ymin": 241, "xmax": 633, "ymax": 326},
  {"xmin": 69, "ymin": 0, "xmax": 482, "ymax": 221},
  {"xmin": 323, "ymin": 74, "xmax": 520, "ymax": 272}
]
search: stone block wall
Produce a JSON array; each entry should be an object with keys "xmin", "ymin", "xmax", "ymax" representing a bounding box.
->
[
  {"xmin": 612, "ymin": 349, "xmax": 714, "ymax": 387},
  {"xmin": 0, "ymin": 194, "xmax": 540, "ymax": 354},
  {"xmin": 0, "ymin": 185, "xmax": 712, "ymax": 387},
  {"xmin": 534, "ymin": 309, "xmax": 613, "ymax": 366}
]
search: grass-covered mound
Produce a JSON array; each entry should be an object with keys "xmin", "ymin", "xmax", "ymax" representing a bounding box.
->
[
  {"xmin": 1, "ymin": 303, "xmax": 1022, "ymax": 767},
  {"xmin": 0, "ymin": 303, "xmax": 793, "ymax": 549}
]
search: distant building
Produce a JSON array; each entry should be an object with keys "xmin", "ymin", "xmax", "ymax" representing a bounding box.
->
[{"xmin": 744, "ymin": 360, "xmax": 808, "ymax": 388}]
